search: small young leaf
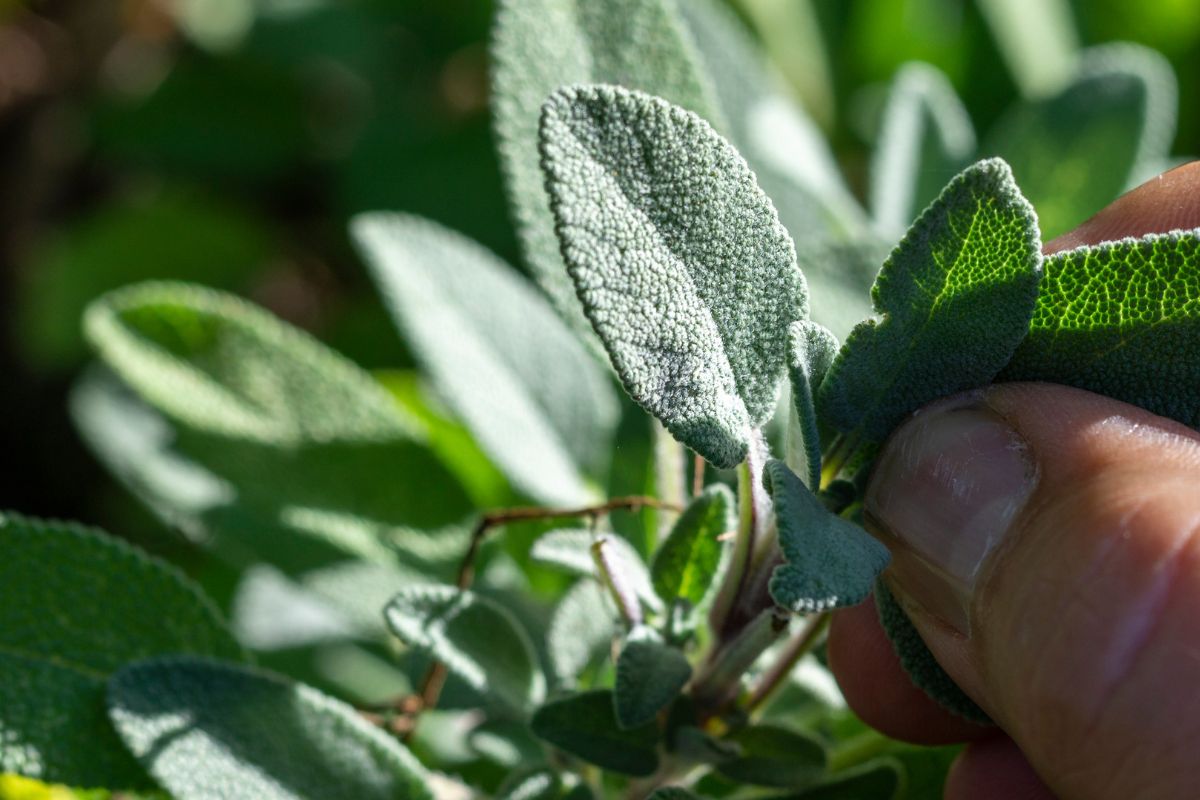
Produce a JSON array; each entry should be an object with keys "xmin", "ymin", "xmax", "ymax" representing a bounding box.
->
[
  {"xmin": 1001, "ymin": 229, "xmax": 1200, "ymax": 428},
  {"xmin": 547, "ymin": 580, "xmax": 619, "ymax": 688},
  {"xmin": 540, "ymin": 84, "xmax": 807, "ymax": 467},
  {"xmin": 714, "ymin": 724, "xmax": 827, "ymax": 788},
  {"xmin": 614, "ymin": 628, "xmax": 693, "ymax": 729},
  {"xmin": 107, "ymin": 657, "xmax": 431, "ymax": 800},
  {"xmin": 352, "ymin": 214, "xmax": 619, "ymax": 505},
  {"xmin": 818, "ymin": 159, "xmax": 1042, "ymax": 443},
  {"xmin": 871, "ymin": 62, "xmax": 976, "ymax": 239},
  {"xmin": 0, "ymin": 515, "xmax": 244, "ymax": 788},
  {"xmin": 984, "ymin": 44, "xmax": 1177, "ymax": 238},
  {"xmin": 531, "ymin": 529, "xmax": 661, "ymax": 613},
  {"xmin": 530, "ymin": 690, "xmax": 659, "ymax": 776},
  {"xmin": 764, "ymin": 460, "xmax": 891, "ymax": 614},
  {"xmin": 384, "ymin": 585, "xmax": 545, "ymax": 715},
  {"xmin": 651, "ymin": 484, "xmax": 734, "ymax": 607},
  {"xmin": 780, "ymin": 757, "xmax": 903, "ymax": 800},
  {"xmin": 492, "ymin": 0, "xmax": 720, "ymax": 339},
  {"xmin": 875, "ymin": 580, "xmax": 989, "ymax": 723},
  {"xmin": 786, "ymin": 322, "xmax": 840, "ymax": 489},
  {"xmin": 494, "ymin": 767, "xmax": 562, "ymax": 800}
]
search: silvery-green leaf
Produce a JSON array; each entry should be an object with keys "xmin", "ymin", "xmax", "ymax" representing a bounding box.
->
[
  {"xmin": 495, "ymin": 768, "xmax": 562, "ymax": 800},
  {"xmin": 384, "ymin": 585, "xmax": 545, "ymax": 715},
  {"xmin": 871, "ymin": 62, "xmax": 976, "ymax": 239},
  {"xmin": 531, "ymin": 528, "xmax": 661, "ymax": 613},
  {"xmin": 353, "ymin": 214, "xmax": 618, "ymax": 505},
  {"xmin": 540, "ymin": 85, "xmax": 807, "ymax": 467},
  {"xmin": 764, "ymin": 461, "xmax": 890, "ymax": 614},
  {"xmin": 107, "ymin": 657, "xmax": 431, "ymax": 800},
  {"xmin": 613, "ymin": 628, "xmax": 692, "ymax": 729},
  {"xmin": 530, "ymin": 690, "xmax": 659, "ymax": 776},
  {"xmin": 785, "ymin": 322, "xmax": 839, "ymax": 489},
  {"xmin": 548, "ymin": 579, "xmax": 618, "ymax": 688},
  {"xmin": 818, "ymin": 159, "xmax": 1042, "ymax": 443},
  {"xmin": 984, "ymin": 43, "xmax": 1177, "ymax": 238},
  {"xmin": 650, "ymin": 484, "xmax": 734, "ymax": 608},
  {"xmin": 714, "ymin": 724, "xmax": 826, "ymax": 788},
  {"xmin": 0, "ymin": 515, "xmax": 244, "ymax": 788},
  {"xmin": 492, "ymin": 0, "xmax": 720, "ymax": 339},
  {"xmin": 975, "ymin": 0, "xmax": 1079, "ymax": 98},
  {"xmin": 784, "ymin": 756, "xmax": 904, "ymax": 799}
]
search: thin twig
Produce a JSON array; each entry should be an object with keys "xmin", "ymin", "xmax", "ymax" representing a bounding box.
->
[{"xmin": 744, "ymin": 611, "xmax": 830, "ymax": 714}]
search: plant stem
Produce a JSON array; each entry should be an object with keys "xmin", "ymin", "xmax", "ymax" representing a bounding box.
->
[
  {"xmin": 744, "ymin": 612, "xmax": 830, "ymax": 714},
  {"xmin": 707, "ymin": 431, "xmax": 769, "ymax": 639},
  {"xmin": 691, "ymin": 607, "xmax": 790, "ymax": 716},
  {"xmin": 592, "ymin": 535, "xmax": 642, "ymax": 626}
]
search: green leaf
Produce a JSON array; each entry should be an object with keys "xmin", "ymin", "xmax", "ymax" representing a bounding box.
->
[
  {"xmin": 648, "ymin": 790, "xmax": 701, "ymax": 800},
  {"xmin": 614, "ymin": 628, "xmax": 693, "ymax": 729},
  {"xmin": 817, "ymin": 159, "xmax": 1042, "ymax": 443},
  {"xmin": 81, "ymin": 284, "xmax": 471, "ymax": 572},
  {"xmin": 532, "ymin": 528, "xmax": 661, "ymax": 613},
  {"xmin": 547, "ymin": 580, "xmax": 618, "ymax": 688},
  {"xmin": 384, "ymin": 585, "xmax": 545, "ymax": 714},
  {"xmin": 0, "ymin": 515, "xmax": 244, "ymax": 787},
  {"xmin": 785, "ymin": 322, "xmax": 840, "ymax": 489},
  {"xmin": 875, "ymin": 580, "xmax": 989, "ymax": 723},
  {"xmin": 871, "ymin": 63, "xmax": 976, "ymax": 239},
  {"xmin": 714, "ymin": 724, "xmax": 827, "ymax": 788},
  {"xmin": 540, "ymin": 84, "xmax": 807, "ymax": 467},
  {"xmin": 650, "ymin": 484, "xmax": 734, "ymax": 607},
  {"xmin": 352, "ymin": 213, "xmax": 618, "ymax": 505},
  {"xmin": 983, "ymin": 44, "xmax": 1177, "ymax": 239},
  {"xmin": 975, "ymin": 0, "xmax": 1079, "ymax": 98},
  {"xmin": 1000, "ymin": 229, "xmax": 1200, "ymax": 428},
  {"xmin": 530, "ymin": 690, "xmax": 659, "ymax": 776},
  {"xmin": 778, "ymin": 757, "xmax": 903, "ymax": 800},
  {"xmin": 467, "ymin": 720, "xmax": 545, "ymax": 769},
  {"xmin": 495, "ymin": 768, "xmax": 562, "ymax": 800},
  {"xmin": 107, "ymin": 657, "xmax": 431, "ymax": 800},
  {"xmin": 764, "ymin": 460, "xmax": 891, "ymax": 614},
  {"xmin": 492, "ymin": 0, "xmax": 720, "ymax": 339}
]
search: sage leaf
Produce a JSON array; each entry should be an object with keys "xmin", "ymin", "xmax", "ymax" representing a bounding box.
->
[
  {"xmin": 714, "ymin": 724, "xmax": 826, "ymax": 788},
  {"xmin": 650, "ymin": 484, "xmax": 734, "ymax": 607},
  {"xmin": 984, "ymin": 44, "xmax": 1177, "ymax": 238},
  {"xmin": 614, "ymin": 628, "xmax": 693, "ymax": 729},
  {"xmin": 818, "ymin": 159, "xmax": 1042, "ymax": 443},
  {"xmin": 648, "ymin": 790, "xmax": 700, "ymax": 800},
  {"xmin": 871, "ymin": 62, "xmax": 976, "ymax": 239},
  {"xmin": 353, "ymin": 213, "xmax": 618, "ymax": 505},
  {"xmin": 530, "ymin": 690, "xmax": 659, "ymax": 776},
  {"xmin": 540, "ymin": 84, "xmax": 807, "ymax": 467},
  {"xmin": 875, "ymin": 580, "xmax": 989, "ymax": 723},
  {"xmin": 785, "ymin": 322, "xmax": 839, "ymax": 489},
  {"xmin": 495, "ymin": 768, "xmax": 562, "ymax": 800},
  {"xmin": 107, "ymin": 657, "xmax": 431, "ymax": 800},
  {"xmin": 780, "ymin": 757, "xmax": 903, "ymax": 800},
  {"xmin": 384, "ymin": 585, "xmax": 545, "ymax": 715},
  {"xmin": 975, "ymin": 0, "xmax": 1079, "ymax": 97},
  {"xmin": 548, "ymin": 579, "xmax": 618, "ymax": 688},
  {"xmin": 531, "ymin": 528, "xmax": 661, "ymax": 613},
  {"xmin": 492, "ymin": 0, "xmax": 719, "ymax": 339},
  {"xmin": 764, "ymin": 461, "xmax": 891, "ymax": 614},
  {"xmin": 81, "ymin": 284, "xmax": 471, "ymax": 572},
  {"xmin": 0, "ymin": 515, "xmax": 244, "ymax": 788},
  {"xmin": 1001, "ymin": 229, "xmax": 1200, "ymax": 428}
]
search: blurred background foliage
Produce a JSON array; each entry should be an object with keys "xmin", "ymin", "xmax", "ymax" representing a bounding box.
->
[{"xmin": 1, "ymin": 0, "xmax": 1198, "ymax": 556}]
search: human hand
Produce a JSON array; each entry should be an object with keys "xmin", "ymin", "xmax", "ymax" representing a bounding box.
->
[{"xmin": 828, "ymin": 161, "xmax": 1200, "ymax": 800}]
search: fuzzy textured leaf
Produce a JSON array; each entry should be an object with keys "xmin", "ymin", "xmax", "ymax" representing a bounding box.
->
[
  {"xmin": 81, "ymin": 284, "xmax": 470, "ymax": 572},
  {"xmin": 1001, "ymin": 229, "xmax": 1200, "ymax": 427},
  {"xmin": 0, "ymin": 515, "xmax": 244, "ymax": 787},
  {"xmin": 764, "ymin": 461, "xmax": 891, "ymax": 613},
  {"xmin": 353, "ymin": 214, "xmax": 618, "ymax": 504},
  {"xmin": 650, "ymin": 484, "xmax": 734, "ymax": 607},
  {"xmin": 614, "ymin": 629, "xmax": 693, "ymax": 729},
  {"xmin": 875, "ymin": 581, "xmax": 989, "ymax": 723},
  {"xmin": 107, "ymin": 657, "xmax": 431, "ymax": 800},
  {"xmin": 384, "ymin": 585, "xmax": 545, "ymax": 714},
  {"xmin": 786, "ymin": 322, "xmax": 839, "ymax": 489},
  {"xmin": 540, "ymin": 84, "xmax": 807, "ymax": 467},
  {"xmin": 547, "ymin": 579, "xmax": 618, "ymax": 688},
  {"xmin": 871, "ymin": 62, "xmax": 976, "ymax": 239},
  {"xmin": 531, "ymin": 529, "xmax": 660, "ymax": 612},
  {"xmin": 818, "ymin": 159, "xmax": 1042, "ymax": 442},
  {"xmin": 530, "ymin": 690, "xmax": 659, "ymax": 776},
  {"xmin": 492, "ymin": 0, "xmax": 719, "ymax": 339},
  {"xmin": 984, "ymin": 44, "xmax": 1177, "ymax": 239},
  {"xmin": 715, "ymin": 724, "xmax": 826, "ymax": 788}
]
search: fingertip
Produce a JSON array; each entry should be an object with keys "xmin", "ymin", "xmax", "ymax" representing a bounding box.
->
[{"xmin": 945, "ymin": 735, "xmax": 1056, "ymax": 800}]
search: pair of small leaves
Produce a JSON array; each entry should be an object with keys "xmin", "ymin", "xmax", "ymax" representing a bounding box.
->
[
  {"xmin": 383, "ymin": 585, "xmax": 545, "ymax": 716},
  {"xmin": 540, "ymin": 84, "xmax": 807, "ymax": 467},
  {"xmin": 351, "ymin": 213, "xmax": 619, "ymax": 505}
]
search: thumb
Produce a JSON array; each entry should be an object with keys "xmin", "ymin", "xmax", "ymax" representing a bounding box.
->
[{"xmin": 865, "ymin": 383, "xmax": 1200, "ymax": 799}]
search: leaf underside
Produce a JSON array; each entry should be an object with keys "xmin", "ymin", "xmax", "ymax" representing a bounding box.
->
[{"xmin": 786, "ymin": 321, "xmax": 840, "ymax": 489}]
